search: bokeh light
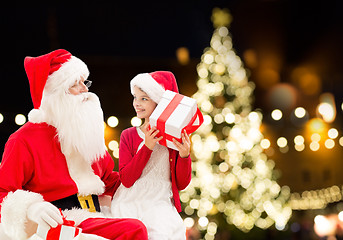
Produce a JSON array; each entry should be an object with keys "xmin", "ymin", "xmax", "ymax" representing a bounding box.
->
[
  {"xmin": 306, "ymin": 118, "xmax": 327, "ymax": 136},
  {"xmin": 324, "ymin": 139, "xmax": 335, "ymax": 149},
  {"xmin": 108, "ymin": 140, "xmax": 119, "ymax": 151},
  {"xmin": 294, "ymin": 144, "xmax": 305, "ymax": 152},
  {"xmin": 131, "ymin": 117, "xmax": 142, "ymax": 127},
  {"xmin": 314, "ymin": 215, "xmax": 336, "ymax": 237},
  {"xmin": 256, "ymin": 68, "xmax": 280, "ymax": 90},
  {"xmin": 267, "ymin": 83, "xmax": 297, "ymax": 110},
  {"xmin": 318, "ymin": 103, "xmax": 335, "ymax": 123},
  {"xmin": 294, "ymin": 107, "xmax": 306, "ymax": 118},
  {"xmin": 271, "ymin": 109, "xmax": 282, "ymax": 121},
  {"xmin": 291, "ymin": 67, "xmax": 321, "ymax": 96},
  {"xmin": 107, "ymin": 116, "xmax": 119, "ymax": 128},
  {"xmin": 176, "ymin": 47, "xmax": 190, "ymax": 65},
  {"xmin": 294, "ymin": 135, "xmax": 305, "ymax": 145},
  {"xmin": 15, "ymin": 114, "xmax": 26, "ymax": 126},
  {"xmin": 311, "ymin": 133, "xmax": 321, "ymax": 142},
  {"xmin": 317, "ymin": 93, "xmax": 336, "ymax": 123},
  {"xmin": 328, "ymin": 128, "xmax": 338, "ymax": 139},
  {"xmin": 309, "ymin": 142, "xmax": 320, "ymax": 151},
  {"xmin": 277, "ymin": 137, "xmax": 287, "ymax": 148},
  {"xmin": 260, "ymin": 139, "xmax": 271, "ymax": 149}
]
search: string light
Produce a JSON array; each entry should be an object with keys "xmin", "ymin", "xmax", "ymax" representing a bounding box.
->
[
  {"xmin": 291, "ymin": 185, "xmax": 343, "ymax": 210},
  {"xmin": 261, "ymin": 130, "xmax": 343, "ymax": 153}
]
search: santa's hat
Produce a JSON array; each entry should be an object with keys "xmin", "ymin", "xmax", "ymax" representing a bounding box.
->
[
  {"xmin": 24, "ymin": 49, "xmax": 89, "ymax": 109},
  {"xmin": 130, "ymin": 71, "xmax": 179, "ymax": 103}
]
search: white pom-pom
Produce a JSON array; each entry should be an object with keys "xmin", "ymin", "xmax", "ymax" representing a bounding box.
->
[{"xmin": 28, "ymin": 109, "xmax": 46, "ymax": 123}]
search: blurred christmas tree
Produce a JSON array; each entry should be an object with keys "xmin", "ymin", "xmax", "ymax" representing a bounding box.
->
[{"xmin": 181, "ymin": 8, "xmax": 292, "ymax": 239}]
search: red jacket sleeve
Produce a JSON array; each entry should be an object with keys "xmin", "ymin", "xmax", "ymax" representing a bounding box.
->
[
  {"xmin": 174, "ymin": 152, "xmax": 192, "ymax": 190},
  {"xmin": 95, "ymin": 151, "xmax": 121, "ymax": 197},
  {"xmin": 118, "ymin": 128, "xmax": 153, "ymax": 188}
]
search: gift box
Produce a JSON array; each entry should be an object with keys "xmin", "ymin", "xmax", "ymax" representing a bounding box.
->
[
  {"xmin": 149, "ymin": 90, "xmax": 204, "ymax": 150},
  {"xmin": 36, "ymin": 211, "xmax": 82, "ymax": 240}
]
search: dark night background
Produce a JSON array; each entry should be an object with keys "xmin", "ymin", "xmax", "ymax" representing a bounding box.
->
[{"xmin": 3, "ymin": 1, "xmax": 343, "ymax": 114}]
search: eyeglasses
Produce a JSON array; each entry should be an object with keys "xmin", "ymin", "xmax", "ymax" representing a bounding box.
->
[
  {"xmin": 68, "ymin": 80, "xmax": 93, "ymax": 95},
  {"xmin": 70, "ymin": 80, "xmax": 92, "ymax": 90},
  {"xmin": 84, "ymin": 80, "xmax": 92, "ymax": 88}
]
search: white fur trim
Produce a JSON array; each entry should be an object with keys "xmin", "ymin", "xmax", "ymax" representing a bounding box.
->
[
  {"xmin": 1, "ymin": 190, "xmax": 44, "ymax": 240},
  {"xmin": 74, "ymin": 173, "xmax": 105, "ymax": 196},
  {"xmin": 65, "ymin": 154, "xmax": 105, "ymax": 196},
  {"xmin": 62, "ymin": 208, "xmax": 105, "ymax": 226},
  {"xmin": 28, "ymin": 109, "xmax": 46, "ymax": 123},
  {"xmin": 44, "ymin": 56, "xmax": 89, "ymax": 94},
  {"xmin": 0, "ymin": 223, "xmax": 12, "ymax": 240},
  {"xmin": 130, "ymin": 73, "xmax": 165, "ymax": 103}
]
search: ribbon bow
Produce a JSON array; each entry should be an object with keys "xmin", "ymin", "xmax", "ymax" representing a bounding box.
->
[{"xmin": 45, "ymin": 209, "xmax": 79, "ymax": 240}]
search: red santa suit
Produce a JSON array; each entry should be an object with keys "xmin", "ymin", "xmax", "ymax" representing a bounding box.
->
[
  {"xmin": 0, "ymin": 122, "xmax": 118, "ymax": 204},
  {"xmin": 0, "ymin": 49, "xmax": 148, "ymax": 240}
]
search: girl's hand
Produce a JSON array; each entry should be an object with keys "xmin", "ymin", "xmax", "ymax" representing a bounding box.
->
[
  {"xmin": 144, "ymin": 125, "xmax": 163, "ymax": 150},
  {"xmin": 173, "ymin": 130, "xmax": 191, "ymax": 158}
]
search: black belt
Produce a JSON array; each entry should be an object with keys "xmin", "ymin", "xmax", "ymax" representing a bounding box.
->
[{"xmin": 51, "ymin": 194, "xmax": 100, "ymax": 212}]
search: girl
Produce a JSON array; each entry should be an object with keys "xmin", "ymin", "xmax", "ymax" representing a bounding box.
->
[{"xmin": 111, "ymin": 71, "xmax": 192, "ymax": 240}]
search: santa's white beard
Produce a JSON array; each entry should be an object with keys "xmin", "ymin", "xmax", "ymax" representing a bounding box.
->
[{"xmin": 40, "ymin": 92, "xmax": 106, "ymax": 164}]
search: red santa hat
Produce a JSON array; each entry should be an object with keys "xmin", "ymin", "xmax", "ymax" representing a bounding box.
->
[
  {"xmin": 130, "ymin": 71, "xmax": 179, "ymax": 103},
  {"xmin": 24, "ymin": 49, "xmax": 89, "ymax": 109}
]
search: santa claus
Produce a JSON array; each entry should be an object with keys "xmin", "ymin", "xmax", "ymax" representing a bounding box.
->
[{"xmin": 0, "ymin": 49, "xmax": 148, "ymax": 240}]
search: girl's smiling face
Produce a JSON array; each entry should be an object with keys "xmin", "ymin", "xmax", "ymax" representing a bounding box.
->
[{"xmin": 132, "ymin": 86, "xmax": 157, "ymax": 120}]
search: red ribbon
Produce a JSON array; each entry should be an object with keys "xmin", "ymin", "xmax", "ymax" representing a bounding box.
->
[
  {"xmin": 46, "ymin": 209, "xmax": 80, "ymax": 240},
  {"xmin": 156, "ymin": 93, "xmax": 184, "ymax": 146},
  {"xmin": 59, "ymin": 209, "xmax": 75, "ymax": 226},
  {"xmin": 182, "ymin": 107, "xmax": 204, "ymax": 134}
]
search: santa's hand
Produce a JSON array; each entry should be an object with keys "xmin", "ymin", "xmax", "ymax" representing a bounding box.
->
[{"xmin": 27, "ymin": 201, "xmax": 64, "ymax": 229}]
